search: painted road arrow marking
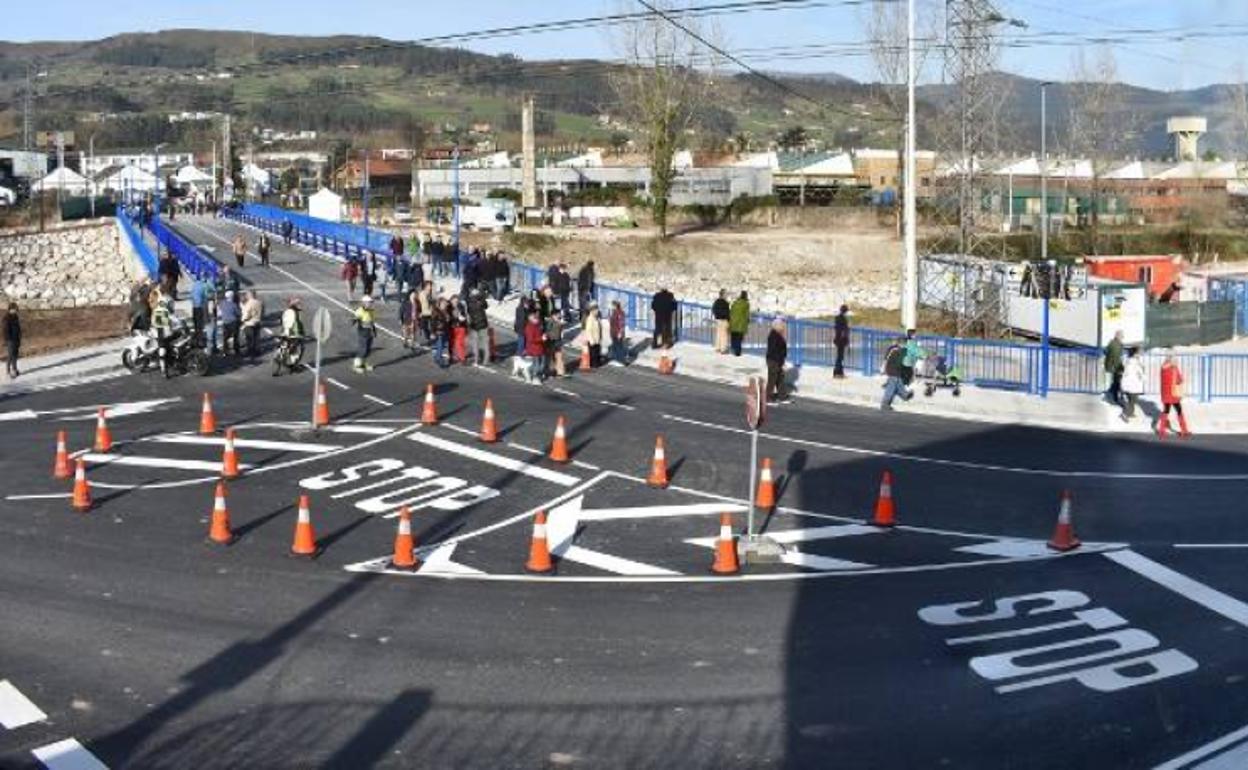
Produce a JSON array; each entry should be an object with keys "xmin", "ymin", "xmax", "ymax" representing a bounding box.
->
[
  {"xmin": 0, "ymin": 398, "xmax": 183, "ymax": 423},
  {"xmin": 418, "ymin": 542, "xmax": 484, "ymax": 576},
  {"xmin": 545, "ymin": 495, "xmax": 685, "ymax": 577}
]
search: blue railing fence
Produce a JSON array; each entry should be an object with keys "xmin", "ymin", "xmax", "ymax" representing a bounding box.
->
[
  {"xmin": 117, "ymin": 214, "xmax": 158, "ymax": 278},
  {"xmin": 149, "ymin": 217, "xmax": 219, "ymax": 280},
  {"xmin": 229, "ymin": 205, "xmax": 1248, "ymax": 402}
]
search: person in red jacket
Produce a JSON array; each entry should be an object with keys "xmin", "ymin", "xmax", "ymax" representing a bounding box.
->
[
  {"xmin": 519, "ymin": 311, "xmax": 546, "ymax": 384},
  {"xmin": 1158, "ymin": 353, "xmax": 1192, "ymax": 438}
]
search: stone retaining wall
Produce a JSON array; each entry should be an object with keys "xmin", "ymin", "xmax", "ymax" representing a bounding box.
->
[{"xmin": 0, "ymin": 220, "xmax": 145, "ymax": 308}]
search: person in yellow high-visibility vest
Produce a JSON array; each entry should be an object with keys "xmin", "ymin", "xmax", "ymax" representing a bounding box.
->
[{"xmin": 353, "ymin": 295, "xmax": 377, "ymax": 373}]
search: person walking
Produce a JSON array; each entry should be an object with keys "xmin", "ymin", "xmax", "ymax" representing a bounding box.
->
[
  {"xmin": 400, "ymin": 285, "xmax": 418, "ymax": 350},
  {"xmin": 219, "ymin": 290, "xmax": 241, "ymax": 355},
  {"xmin": 609, "ymin": 299, "xmax": 627, "ymax": 364},
  {"xmin": 651, "ymin": 287, "xmax": 677, "ymax": 349},
  {"xmin": 3, "ymin": 303, "xmax": 20, "ymax": 379},
  {"xmin": 282, "ymin": 219, "xmax": 294, "ymax": 245},
  {"xmin": 712, "ymin": 290, "xmax": 731, "ymax": 354},
  {"xmin": 361, "ymin": 254, "xmax": 377, "ymax": 299},
  {"xmin": 257, "ymin": 232, "xmax": 271, "ymax": 267},
  {"xmin": 555, "ymin": 263, "xmax": 573, "ymax": 322},
  {"xmin": 232, "ymin": 234, "xmax": 246, "ymax": 268},
  {"xmin": 431, "ymin": 297, "xmax": 451, "ymax": 369},
  {"xmin": 577, "ymin": 260, "xmax": 596, "ymax": 319},
  {"xmin": 417, "ymin": 281, "xmax": 434, "ymax": 346},
  {"xmin": 728, "ymin": 291, "xmax": 750, "ymax": 356},
  {"xmin": 353, "ymin": 295, "xmax": 377, "ymax": 373},
  {"xmin": 342, "ymin": 258, "xmax": 359, "ymax": 302},
  {"xmin": 466, "ymin": 287, "xmax": 491, "ymax": 367},
  {"xmin": 190, "ymin": 272, "xmax": 210, "ymax": 343},
  {"xmin": 1119, "ymin": 346, "xmax": 1145, "ymax": 422},
  {"xmin": 1158, "ymin": 353, "xmax": 1192, "ymax": 438},
  {"xmin": 495, "ymin": 252, "xmax": 510, "ymax": 301},
  {"xmin": 765, "ymin": 318, "xmax": 789, "ymax": 403},
  {"xmin": 833, "ymin": 304, "xmax": 850, "ymax": 378},
  {"xmin": 241, "ymin": 290, "xmax": 264, "ymax": 360},
  {"xmin": 545, "ymin": 311, "xmax": 566, "ymax": 378},
  {"xmin": 521, "ymin": 310, "xmax": 546, "ymax": 384},
  {"xmin": 1104, "ymin": 330, "xmax": 1125, "ymax": 406},
  {"xmin": 901, "ymin": 329, "xmax": 921, "ymax": 387},
  {"xmin": 880, "ymin": 336, "xmax": 912, "ymax": 411},
  {"xmin": 583, "ymin": 301, "xmax": 603, "ymax": 368}
]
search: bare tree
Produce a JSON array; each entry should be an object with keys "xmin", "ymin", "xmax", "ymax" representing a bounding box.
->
[
  {"xmin": 864, "ymin": 0, "xmax": 937, "ymax": 236},
  {"xmin": 610, "ymin": 1, "xmax": 719, "ymax": 238},
  {"xmin": 1066, "ymin": 46, "xmax": 1134, "ymax": 255}
]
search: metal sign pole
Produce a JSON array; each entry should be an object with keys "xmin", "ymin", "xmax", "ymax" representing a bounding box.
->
[
  {"xmin": 747, "ymin": 428, "xmax": 759, "ymax": 539},
  {"xmin": 310, "ymin": 337, "xmax": 323, "ymax": 429}
]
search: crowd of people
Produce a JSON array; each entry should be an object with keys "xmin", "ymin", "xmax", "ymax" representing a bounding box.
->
[{"xmin": 1103, "ymin": 331, "xmax": 1192, "ymax": 437}]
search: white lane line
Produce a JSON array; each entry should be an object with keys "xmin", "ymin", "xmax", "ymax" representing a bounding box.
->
[
  {"xmin": 147, "ymin": 435, "xmax": 341, "ymax": 453},
  {"xmin": 362, "ymin": 394, "xmax": 394, "ymax": 407},
  {"xmin": 0, "ymin": 680, "xmax": 47, "ymax": 728},
  {"xmin": 551, "ymin": 387, "xmax": 579, "ymax": 398},
  {"xmin": 571, "ymin": 460, "xmax": 602, "ymax": 471},
  {"xmin": 580, "ymin": 503, "xmax": 748, "ymax": 522},
  {"xmin": 956, "ymin": 540, "xmax": 1056, "ymax": 558},
  {"xmin": 559, "ymin": 544, "xmax": 681, "ymax": 577},
  {"xmin": 599, "ymin": 400, "xmax": 637, "ymax": 411},
  {"xmin": 1192, "ymin": 742, "xmax": 1248, "ymax": 770},
  {"xmin": 5, "ymin": 493, "xmax": 72, "ymax": 501},
  {"xmin": 1173, "ymin": 544, "xmax": 1248, "ymax": 549},
  {"xmin": 418, "ymin": 542, "xmax": 484, "ymax": 576},
  {"xmin": 31, "ymin": 739, "xmax": 109, "ymax": 770},
  {"xmin": 407, "ymin": 432, "xmax": 580, "ymax": 487},
  {"xmin": 250, "ymin": 422, "xmax": 398, "ymax": 435},
  {"xmin": 326, "ymin": 377, "xmax": 350, "ymax": 391},
  {"xmin": 1156, "ymin": 724, "xmax": 1248, "ymax": 770},
  {"xmin": 1105, "ymin": 550, "xmax": 1248, "ymax": 628},
  {"xmin": 779, "ymin": 551, "xmax": 872, "ymax": 571},
  {"xmin": 79, "ymin": 454, "xmax": 253, "ymax": 472},
  {"xmin": 440, "ymin": 423, "xmax": 480, "ymax": 439},
  {"xmin": 507, "ymin": 442, "xmax": 544, "ymax": 456},
  {"xmin": 661, "ymin": 413, "xmax": 1248, "ymax": 481}
]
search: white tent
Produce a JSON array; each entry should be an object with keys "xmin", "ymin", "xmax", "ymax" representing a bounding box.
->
[
  {"xmin": 32, "ymin": 166, "xmax": 89, "ymax": 194},
  {"xmin": 793, "ymin": 152, "xmax": 855, "ymax": 176},
  {"xmin": 308, "ymin": 188, "xmax": 343, "ymax": 222},
  {"xmin": 242, "ymin": 163, "xmax": 273, "ymax": 194},
  {"xmin": 100, "ymin": 165, "xmax": 158, "ymax": 194}
]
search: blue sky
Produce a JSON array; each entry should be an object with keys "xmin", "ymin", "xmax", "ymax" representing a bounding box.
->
[{"xmin": 6, "ymin": 0, "xmax": 1248, "ymax": 91}]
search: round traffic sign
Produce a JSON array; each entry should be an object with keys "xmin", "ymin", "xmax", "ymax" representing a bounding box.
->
[
  {"xmin": 745, "ymin": 376, "xmax": 766, "ymax": 430},
  {"xmin": 313, "ymin": 307, "xmax": 333, "ymax": 342}
]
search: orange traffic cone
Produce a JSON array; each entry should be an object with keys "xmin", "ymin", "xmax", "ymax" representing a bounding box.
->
[
  {"xmin": 52, "ymin": 430, "xmax": 71, "ymax": 479},
  {"xmin": 710, "ymin": 512, "xmax": 740, "ymax": 575},
  {"xmin": 579, "ymin": 346, "xmax": 592, "ymax": 372},
  {"xmin": 525, "ymin": 510, "xmax": 554, "ymax": 574},
  {"xmin": 390, "ymin": 505, "xmax": 418, "ymax": 570},
  {"xmin": 71, "ymin": 458, "xmax": 91, "ymax": 513},
  {"xmin": 871, "ymin": 470, "xmax": 897, "ymax": 528},
  {"xmin": 549, "ymin": 416, "xmax": 570, "ymax": 463},
  {"xmin": 647, "ymin": 435, "xmax": 669, "ymax": 488},
  {"xmin": 421, "ymin": 383, "xmax": 438, "ymax": 426},
  {"xmin": 480, "ymin": 399, "xmax": 499, "ymax": 443},
  {"xmin": 208, "ymin": 481, "xmax": 235, "ymax": 545},
  {"xmin": 755, "ymin": 458, "xmax": 776, "ymax": 510},
  {"xmin": 314, "ymin": 382, "xmax": 331, "ymax": 427},
  {"xmin": 199, "ymin": 393, "xmax": 217, "ymax": 435},
  {"xmin": 291, "ymin": 494, "xmax": 318, "ymax": 557},
  {"xmin": 93, "ymin": 407, "xmax": 112, "ymax": 452},
  {"xmin": 1047, "ymin": 490, "xmax": 1081, "ymax": 552},
  {"xmin": 221, "ymin": 428, "xmax": 240, "ymax": 479}
]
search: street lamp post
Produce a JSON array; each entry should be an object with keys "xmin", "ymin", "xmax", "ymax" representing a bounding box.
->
[
  {"xmin": 153, "ymin": 142, "xmax": 166, "ymax": 218},
  {"xmin": 452, "ymin": 145, "xmax": 461, "ymax": 273},
  {"xmin": 1040, "ymin": 82, "xmax": 1051, "ymax": 262},
  {"xmin": 902, "ymin": 0, "xmax": 918, "ymax": 330}
]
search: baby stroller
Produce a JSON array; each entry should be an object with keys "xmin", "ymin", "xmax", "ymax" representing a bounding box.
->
[{"xmin": 917, "ymin": 353, "xmax": 963, "ymax": 397}]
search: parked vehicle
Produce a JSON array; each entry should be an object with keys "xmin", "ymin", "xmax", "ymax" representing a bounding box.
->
[
  {"xmin": 122, "ymin": 323, "xmax": 210, "ymax": 378},
  {"xmin": 393, "ymin": 204, "xmax": 414, "ymax": 224},
  {"xmin": 459, "ymin": 205, "xmax": 516, "ymax": 233}
]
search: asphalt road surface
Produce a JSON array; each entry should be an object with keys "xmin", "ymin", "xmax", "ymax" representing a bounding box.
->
[{"xmin": 2, "ymin": 215, "xmax": 1247, "ymax": 769}]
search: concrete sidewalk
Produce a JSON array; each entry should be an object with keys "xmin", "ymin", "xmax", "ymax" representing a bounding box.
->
[
  {"xmin": 0, "ymin": 337, "xmax": 128, "ymax": 396},
  {"xmin": 227, "ymin": 218, "xmax": 1247, "ymax": 436}
]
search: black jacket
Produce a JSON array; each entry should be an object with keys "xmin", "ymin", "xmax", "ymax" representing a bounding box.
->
[
  {"xmin": 834, "ymin": 313, "xmax": 850, "ymax": 346},
  {"xmin": 883, "ymin": 345, "xmax": 904, "ymax": 377},
  {"xmin": 3, "ymin": 313, "xmax": 19, "ymax": 345},
  {"xmin": 766, "ymin": 329, "xmax": 787, "ymax": 365},
  {"xmin": 712, "ymin": 298, "xmax": 730, "ymax": 321},
  {"xmin": 651, "ymin": 290, "xmax": 676, "ymax": 321},
  {"xmin": 466, "ymin": 294, "xmax": 489, "ymax": 331},
  {"xmin": 577, "ymin": 264, "xmax": 595, "ymax": 294}
]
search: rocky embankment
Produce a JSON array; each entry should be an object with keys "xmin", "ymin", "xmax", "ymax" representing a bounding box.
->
[{"xmin": 0, "ymin": 221, "xmax": 144, "ymax": 308}]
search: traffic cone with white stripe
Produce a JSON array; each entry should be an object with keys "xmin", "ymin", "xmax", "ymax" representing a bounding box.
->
[
  {"xmin": 71, "ymin": 458, "xmax": 91, "ymax": 513},
  {"xmin": 199, "ymin": 393, "xmax": 217, "ymax": 435},
  {"xmin": 291, "ymin": 494, "xmax": 318, "ymax": 557},
  {"xmin": 647, "ymin": 435, "xmax": 669, "ymax": 489},
  {"xmin": 314, "ymin": 383, "xmax": 331, "ymax": 427},
  {"xmin": 208, "ymin": 481, "xmax": 235, "ymax": 545},
  {"xmin": 221, "ymin": 428, "xmax": 241, "ymax": 479},
  {"xmin": 93, "ymin": 408, "xmax": 112, "ymax": 452},
  {"xmin": 480, "ymin": 399, "xmax": 499, "ymax": 443},
  {"xmin": 390, "ymin": 505, "xmax": 418, "ymax": 570},
  {"xmin": 1047, "ymin": 490, "xmax": 1081, "ymax": 552},
  {"xmin": 52, "ymin": 430, "xmax": 71, "ymax": 479},
  {"xmin": 755, "ymin": 458, "xmax": 776, "ymax": 510},
  {"xmin": 421, "ymin": 383, "xmax": 438, "ymax": 426},
  {"xmin": 871, "ymin": 470, "xmax": 897, "ymax": 528},
  {"xmin": 710, "ymin": 512, "xmax": 740, "ymax": 575},
  {"xmin": 525, "ymin": 510, "xmax": 554, "ymax": 574},
  {"xmin": 549, "ymin": 416, "xmax": 570, "ymax": 464},
  {"xmin": 579, "ymin": 345, "xmax": 592, "ymax": 372}
]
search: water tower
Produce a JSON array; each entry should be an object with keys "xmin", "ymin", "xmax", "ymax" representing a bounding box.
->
[{"xmin": 1166, "ymin": 116, "xmax": 1207, "ymax": 161}]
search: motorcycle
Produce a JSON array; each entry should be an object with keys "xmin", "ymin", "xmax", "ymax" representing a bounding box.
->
[
  {"xmin": 271, "ymin": 335, "xmax": 309, "ymax": 377},
  {"xmin": 121, "ymin": 320, "xmax": 210, "ymax": 378}
]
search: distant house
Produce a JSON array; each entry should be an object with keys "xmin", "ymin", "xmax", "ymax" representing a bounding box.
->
[
  {"xmin": 333, "ymin": 158, "xmax": 413, "ymax": 199},
  {"xmin": 32, "ymin": 166, "xmax": 89, "ymax": 195}
]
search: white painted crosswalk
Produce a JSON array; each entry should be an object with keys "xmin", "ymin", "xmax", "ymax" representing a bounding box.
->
[
  {"xmin": 0, "ymin": 679, "xmax": 46, "ymax": 729},
  {"xmin": 0, "ymin": 678, "xmax": 110, "ymax": 770}
]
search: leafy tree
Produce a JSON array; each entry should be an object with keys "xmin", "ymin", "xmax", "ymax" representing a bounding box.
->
[{"xmin": 778, "ymin": 126, "xmax": 809, "ymax": 150}]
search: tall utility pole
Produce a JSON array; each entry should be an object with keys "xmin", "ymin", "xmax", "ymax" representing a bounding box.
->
[
  {"xmin": 22, "ymin": 63, "xmax": 32, "ymax": 152},
  {"xmin": 221, "ymin": 114, "xmax": 232, "ymax": 201},
  {"xmin": 521, "ymin": 95, "xmax": 538, "ymax": 209},
  {"xmin": 1040, "ymin": 82, "xmax": 1050, "ymax": 262},
  {"xmin": 901, "ymin": 0, "xmax": 918, "ymax": 330}
]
